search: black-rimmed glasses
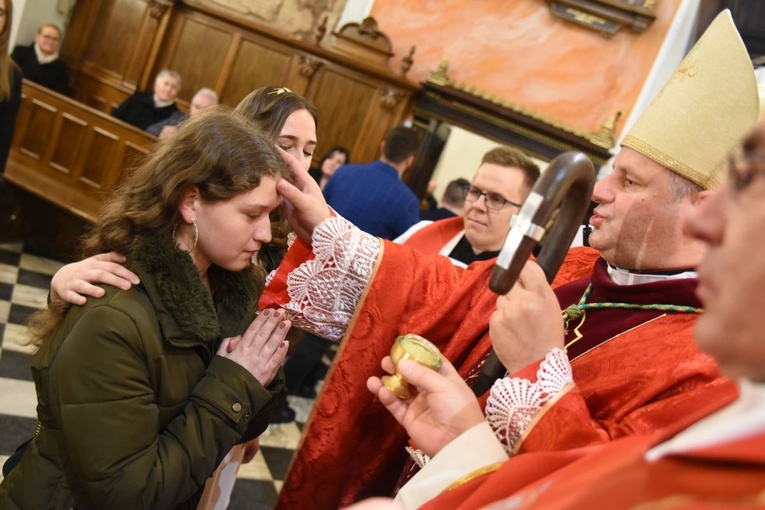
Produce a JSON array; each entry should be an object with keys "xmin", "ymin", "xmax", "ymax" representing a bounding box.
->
[{"xmin": 461, "ymin": 185, "xmax": 521, "ymax": 211}]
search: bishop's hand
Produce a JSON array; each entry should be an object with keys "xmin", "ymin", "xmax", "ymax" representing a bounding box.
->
[
  {"xmin": 367, "ymin": 356, "xmax": 484, "ymax": 458},
  {"xmin": 490, "ymin": 260, "xmax": 564, "ymax": 375}
]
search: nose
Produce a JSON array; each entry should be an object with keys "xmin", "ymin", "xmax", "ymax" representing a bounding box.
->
[
  {"xmin": 471, "ymin": 193, "xmax": 489, "ymax": 213},
  {"xmin": 254, "ymin": 216, "xmax": 273, "ymax": 244},
  {"xmin": 297, "ymin": 153, "xmax": 312, "ymax": 171},
  {"xmin": 591, "ymin": 173, "xmax": 615, "ymax": 205}
]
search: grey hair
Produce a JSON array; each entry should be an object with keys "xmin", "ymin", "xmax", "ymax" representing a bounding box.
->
[
  {"xmin": 667, "ymin": 170, "xmax": 703, "ymax": 202},
  {"xmin": 155, "ymin": 69, "xmax": 182, "ymax": 89},
  {"xmin": 194, "ymin": 87, "xmax": 219, "ymax": 104}
]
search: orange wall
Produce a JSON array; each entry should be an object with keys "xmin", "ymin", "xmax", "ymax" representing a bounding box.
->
[{"xmin": 370, "ymin": 0, "xmax": 683, "ymax": 137}]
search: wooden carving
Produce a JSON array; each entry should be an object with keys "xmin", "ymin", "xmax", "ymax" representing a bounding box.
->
[
  {"xmin": 380, "ymin": 87, "xmax": 403, "ymax": 110},
  {"xmin": 327, "ymin": 17, "xmax": 395, "ymax": 68},
  {"xmin": 545, "ymin": 0, "xmax": 658, "ymax": 36},
  {"xmin": 299, "ymin": 55, "xmax": 322, "ymax": 78},
  {"xmin": 147, "ymin": 0, "xmax": 172, "ymax": 20}
]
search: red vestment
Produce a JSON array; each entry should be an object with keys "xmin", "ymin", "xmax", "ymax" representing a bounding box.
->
[
  {"xmin": 423, "ymin": 395, "xmax": 763, "ymax": 509},
  {"xmin": 400, "ymin": 217, "xmax": 464, "ymax": 256},
  {"xmin": 261, "ymin": 239, "xmax": 734, "ymax": 509}
]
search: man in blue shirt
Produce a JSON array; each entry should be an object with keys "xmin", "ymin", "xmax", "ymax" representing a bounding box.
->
[{"xmin": 324, "ymin": 126, "xmax": 420, "ymax": 239}]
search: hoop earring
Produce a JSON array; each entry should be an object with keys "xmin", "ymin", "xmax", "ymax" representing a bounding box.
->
[{"xmin": 172, "ymin": 221, "xmax": 199, "ymax": 251}]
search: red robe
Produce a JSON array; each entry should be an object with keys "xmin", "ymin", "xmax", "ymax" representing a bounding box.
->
[
  {"xmin": 423, "ymin": 395, "xmax": 763, "ymax": 509},
  {"xmin": 260, "ymin": 240, "xmax": 734, "ymax": 509},
  {"xmin": 401, "ymin": 216, "xmax": 464, "ymax": 255}
]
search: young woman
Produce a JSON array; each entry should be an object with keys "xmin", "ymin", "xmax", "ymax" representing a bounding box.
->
[
  {"xmin": 309, "ymin": 146, "xmax": 350, "ymax": 190},
  {"xmin": 0, "ymin": 110, "xmax": 291, "ymax": 509},
  {"xmin": 50, "ymin": 85, "xmax": 320, "ymax": 301}
]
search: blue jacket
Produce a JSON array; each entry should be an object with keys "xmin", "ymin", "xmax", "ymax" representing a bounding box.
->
[{"xmin": 324, "ymin": 160, "xmax": 419, "ymax": 239}]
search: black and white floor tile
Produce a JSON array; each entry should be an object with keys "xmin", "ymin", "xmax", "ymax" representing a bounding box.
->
[{"xmin": 0, "ymin": 242, "xmax": 320, "ymax": 509}]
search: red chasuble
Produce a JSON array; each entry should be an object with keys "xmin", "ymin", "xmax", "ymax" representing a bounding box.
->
[
  {"xmin": 260, "ymin": 242, "xmax": 596, "ymax": 509},
  {"xmin": 423, "ymin": 399, "xmax": 762, "ymax": 509},
  {"xmin": 402, "ymin": 216, "xmax": 464, "ymax": 254}
]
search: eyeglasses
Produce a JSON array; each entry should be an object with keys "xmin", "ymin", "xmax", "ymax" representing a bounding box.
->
[
  {"xmin": 40, "ymin": 34, "xmax": 60, "ymax": 42},
  {"xmin": 727, "ymin": 144, "xmax": 765, "ymax": 196},
  {"xmin": 461, "ymin": 185, "xmax": 521, "ymax": 211}
]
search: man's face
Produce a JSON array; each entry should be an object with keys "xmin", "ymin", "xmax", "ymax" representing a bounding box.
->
[
  {"xmin": 154, "ymin": 74, "xmax": 180, "ymax": 103},
  {"xmin": 189, "ymin": 93, "xmax": 217, "ymax": 117},
  {"xmin": 688, "ymin": 120, "xmax": 765, "ymax": 380},
  {"xmin": 36, "ymin": 26, "xmax": 61, "ymax": 56},
  {"xmin": 588, "ymin": 147, "xmax": 696, "ymax": 270},
  {"xmin": 463, "ymin": 163, "xmax": 528, "ymax": 252}
]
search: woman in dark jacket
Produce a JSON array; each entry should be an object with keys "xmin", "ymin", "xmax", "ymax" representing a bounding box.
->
[
  {"xmin": 0, "ymin": 110, "xmax": 290, "ymax": 509},
  {"xmin": 11, "ymin": 22, "xmax": 70, "ymax": 95},
  {"xmin": 0, "ymin": 0, "xmax": 21, "ymax": 177}
]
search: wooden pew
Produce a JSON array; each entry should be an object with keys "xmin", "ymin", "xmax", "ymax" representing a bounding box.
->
[{"xmin": 5, "ymin": 80, "xmax": 156, "ymax": 223}]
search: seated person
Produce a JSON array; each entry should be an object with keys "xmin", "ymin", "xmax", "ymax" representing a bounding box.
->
[
  {"xmin": 146, "ymin": 87, "xmax": 219, "ymax": 139},
  {"xmin": 11, "ymin": 23, "xmax": 70, "ymax": 95},
  {"xmin": 112, "ymin": 69, "xmax": 181, "ymax": 131},
  {"xmin": 308, "ymin": 146, "xmax": 350, "ymax": 190},
  {"xmin": 419, "ymin": 177, "xmax": 470, "ymax": 221}
]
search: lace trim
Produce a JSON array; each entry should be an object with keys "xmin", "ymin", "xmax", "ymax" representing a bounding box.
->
[
  {"xmin": 405, "ymin": 446, "xmax": 430, "ymax": 468},
  {"xmin": 281, "ymin": 216, "xmax": 381, "ymax": 342},
  {"xmin": 265, "ymin": 269, "xmax": 276, "ymax": 288},
  {"xmin": 485, "ymin": 348, "xmax": 572, "ymax": 452}
]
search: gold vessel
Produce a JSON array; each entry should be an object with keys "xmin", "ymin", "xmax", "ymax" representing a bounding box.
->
[{"xmin": 381, "ymin": 333, "xmax": 442, "ymax": 399}]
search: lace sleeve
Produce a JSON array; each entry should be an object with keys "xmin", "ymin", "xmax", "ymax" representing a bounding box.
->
[
  {"xmin": 485, "ymin": 348, "xmax": 572, "ymax": 453},
  {"xmin": 280, "ymin": 216, "xmax": 381, "ymax": 342}
]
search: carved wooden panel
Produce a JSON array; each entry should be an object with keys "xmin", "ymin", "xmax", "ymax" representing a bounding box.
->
[
  {"xmin": 70, "ymin": 72, "xmax": 127, "ymax": 114},
  {"xmin": 5, "ymin": 81, "xmax": 155, "ymax": 222},
  {"xmin": 81, "ymin": 0, "xmax": 147, "ymax": 81},
  {"xmin": 82, "ymin": 128, "xmax": 120, "ymax": 189},
  {"xmin": 307, "ymin": 64, "xmax": 377, "ymax": 161},
  {"xmin": 50, "ymin": 114, "xmax": 88, "ymax": 174},
  {"xmin": 18, "ymin": 99, "xmax": 57, "ymax": 160},
  {"xmin": 160, "ymin": 13, "xmax": 234, "ymax": 99},
  {"xmin": 221, "ymin": 37, "xmax": 294, "ymax": 105}
]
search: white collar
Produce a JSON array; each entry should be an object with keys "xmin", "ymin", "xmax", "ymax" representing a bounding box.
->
[
  {"xmin": 153, "ymin": 95, "xmax": 175, "ymax": 109},
  {"xmin": 646, "ymin": 379, "xmax": 765, "ymax": 461},
  {"xmin": 606, "ymin": 264, "xmax": 697, "ymax": 286},
  {"xmin": 34, "ymin": 42, "xmax": 59, "ymax": 65}
]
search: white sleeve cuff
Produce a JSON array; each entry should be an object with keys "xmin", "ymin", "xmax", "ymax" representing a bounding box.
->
[{"xmin": 394, "ymin": 421, "xmax": 509, "ymax": 509}]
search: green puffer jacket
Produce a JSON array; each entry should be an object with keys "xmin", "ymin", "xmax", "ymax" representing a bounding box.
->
[{"xmin": 0, "ymin": 233, "xmax": 284, "ymax": 509}]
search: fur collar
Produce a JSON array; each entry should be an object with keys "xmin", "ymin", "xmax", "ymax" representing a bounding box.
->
[{"xmin": 129, "ymin": 233, "xmax": 262, "ymax": 342}]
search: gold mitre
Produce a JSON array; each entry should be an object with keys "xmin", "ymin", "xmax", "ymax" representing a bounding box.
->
[{"xmin": 621, "ymin": 10, "xmax": 759, "ymax": 189}]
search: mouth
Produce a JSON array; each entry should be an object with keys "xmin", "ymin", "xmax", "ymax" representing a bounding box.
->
[
  {"xmin": 466, "ymin": 216, "xmax": 487, "ymax": 228},
  {"xmin": 589, "ymin": 210, "xmax": 606, "ymax": 228}
]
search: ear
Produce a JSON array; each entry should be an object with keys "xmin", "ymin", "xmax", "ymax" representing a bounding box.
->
[
  {"xmin": 379, "ymin": 140, "xmax": 386, "ymax": 156},
  {"xmin": 179, "ymin": 185, "xmax": 200, "ymax": 223},
  {"xmin": 404, "ymin": 154, "xmax": 416, "ymax": 170},
  {"xmin": 689, "ymin": 188, "xmax": 714, "ymax": 207}
]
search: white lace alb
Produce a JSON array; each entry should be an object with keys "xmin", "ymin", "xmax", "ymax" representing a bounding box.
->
[
  {"xmin": 485, "ymin": 348, "xmax": 573, "ymax": 453},
  {"xmin": 279, "ymin": 216, "xmax": 381, "ymax": 342}
]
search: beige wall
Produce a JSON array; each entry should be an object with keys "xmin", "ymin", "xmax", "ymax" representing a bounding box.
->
[{"xmin": 430, "ymin": 126, "xmax": 548, "ymax": 201}]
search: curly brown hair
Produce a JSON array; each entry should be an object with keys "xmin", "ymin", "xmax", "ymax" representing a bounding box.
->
[{"xmin": 30, "ymin": 109, "xmax": 288, "ymax": 346}]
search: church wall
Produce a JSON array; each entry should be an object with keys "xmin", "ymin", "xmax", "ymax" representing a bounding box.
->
[{"xmin": 370, "ymin": 0, "xmax": 685, "ymax": 138}]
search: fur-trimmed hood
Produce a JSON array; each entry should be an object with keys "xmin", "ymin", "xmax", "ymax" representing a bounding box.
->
[{"xmin": 128, "ymin": 233, "xmax": 263, "ymax": 346}]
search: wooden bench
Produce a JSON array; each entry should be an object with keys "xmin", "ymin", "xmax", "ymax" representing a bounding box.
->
[{"xmin": 5, "ymin": 80, "xmax": 156, "ymax": 223}]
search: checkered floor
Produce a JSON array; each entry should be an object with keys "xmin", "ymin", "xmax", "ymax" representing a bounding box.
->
[{"xmin": 0, "ymin": 241, "xmax": 319, "ymax": 509}]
